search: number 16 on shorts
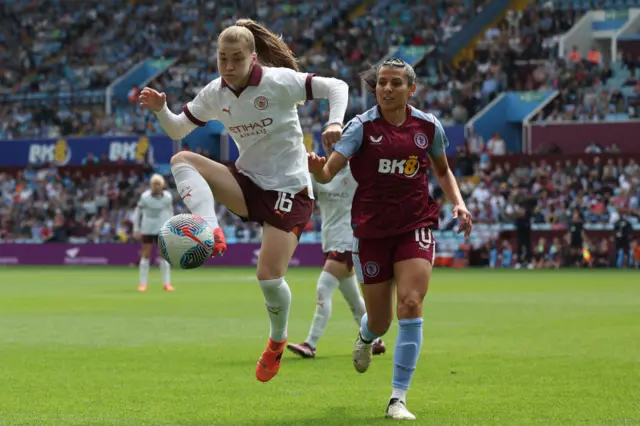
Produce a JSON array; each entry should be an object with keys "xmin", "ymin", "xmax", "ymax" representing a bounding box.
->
[{"xmin": 274, "ymin": 192, "xmax": 294, "ymax": 215}]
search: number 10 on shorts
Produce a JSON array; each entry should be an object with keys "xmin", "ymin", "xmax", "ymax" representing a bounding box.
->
[
  {"xmin": 275, "ymin": 192, "xmax": 294, "ymax": 214},
  {"xmin": 415, "ymin": 227, "xmax": 432, "ymax": 250}
]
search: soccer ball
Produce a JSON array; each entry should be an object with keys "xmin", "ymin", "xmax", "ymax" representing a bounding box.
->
[{"xmin": 158, "ymin": 214, "xmax": 215, "ymax": 269}]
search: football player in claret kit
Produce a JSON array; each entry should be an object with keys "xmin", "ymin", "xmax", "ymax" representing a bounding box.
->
[
  {"xmin": 133, "ymin": 174, "xmax": 175, "ymax": 292},
  {"xmin": 309, "ymin": 58, "xmax": 472, "ymax": 420},
  {"xmin": 287, "ymin": 163, "xmax": 386, "ymax": 358},
  {"xmin": 139, "ymin": 19, "xmax": 349, "ymax": 382}
]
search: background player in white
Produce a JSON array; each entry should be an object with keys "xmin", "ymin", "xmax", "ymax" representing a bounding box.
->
[
  {"xmin": 138, "ymin": 19, "xmax": 348, "ymax": 382},
  {"xmin": 287, "ymin": 163, "xmax": 386, "ymax": 358},
  {"xmin": 133, "ymin": 174, "xmax": 175, "ymax": 292}
]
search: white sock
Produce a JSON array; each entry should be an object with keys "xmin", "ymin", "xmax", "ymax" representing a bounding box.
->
[
  {"xmin": 171, "ymin": 162, "xmax": 219, "ymax": 229},
  {"xmin": 305, "ymin": 271, "xmax": 341, "ymax": 348},
  {"xmin": 258, "ymin": 278, "xmax": 291, "ymax": 342},
  {"xmin": 391, "ymin": 388, "xmax": 407, "ymax": 403},
  {"xmin": 338, "ymin": 275, "xmax": 366, "ymax": 326},
  {"xmin": 139, "ymin": 257, "xmax": 150, "ymax": 285},
  {"xmin": 159, "ymin": 259, "xmax": 171, "ymax": 285}
]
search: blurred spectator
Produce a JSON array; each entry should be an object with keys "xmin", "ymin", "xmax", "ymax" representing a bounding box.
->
[{"xmin": 0, "ymin": 0, "xmax": 491, "ymax": 137}]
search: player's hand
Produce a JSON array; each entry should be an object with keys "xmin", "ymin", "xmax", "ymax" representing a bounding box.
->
[
  {"xmin": 138, "ymin": 87, "xmax": 167, "ymax": 112},
  {"xmin": 452, "ymin": 204, "xmax": 473, "ymax": 238},
  {"xmin": 133, "ymin": 232, "xmax": 141, "ymax": 241},
  {"xmin": 307, "ymin": 152, "xmax": 326, "ymax": 174},
  {"xmin": 322, "ymin": 123, "xmax": 342, "ymax": 152}
]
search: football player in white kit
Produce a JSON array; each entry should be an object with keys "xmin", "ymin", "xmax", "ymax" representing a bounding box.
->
[
  {"xmin": 138, "ymin": 19, "xmax": 349, "ymax": 382},
  {"xmin": 288, "ymin": 163, "xmax": 386, "ymax": 358},
  {"xmin": 133, "ymin": 174, "xmax": 175, "ymax": 292}
]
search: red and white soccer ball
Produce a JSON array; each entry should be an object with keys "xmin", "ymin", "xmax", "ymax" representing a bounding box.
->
[{"xmin": 157, "ymin": 214, "xmax": 215, "ymax": 269}]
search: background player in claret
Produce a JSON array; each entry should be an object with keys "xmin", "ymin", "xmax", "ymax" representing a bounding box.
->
[
  {"xmin": 287, "ymin": 163, "xmax": 385, "ymax": 359},
  {"xmin": 133, "ymin": 174, "xmax": 175, "ymax": 292},
  {"xmin": 309, "ymin": 58, "xmax": 472, "ymax": 420},
  {"xmin": 138, "ymin": 19, "xmax": 349, "ymax": 383}
]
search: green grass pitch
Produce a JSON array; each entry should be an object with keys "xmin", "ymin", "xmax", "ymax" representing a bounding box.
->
[{"xmin": 0, "ymin": 267, "xmax": 638, "ymax": 425}]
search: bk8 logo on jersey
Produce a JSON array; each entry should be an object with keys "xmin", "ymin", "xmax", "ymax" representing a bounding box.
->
[
  {"xmin": 158, "ymin": 214, "xmax": 215, "ymax": 269},
  {"xmin": 378, "ymin": 155, "xmax": 420, "ymax": 178}
]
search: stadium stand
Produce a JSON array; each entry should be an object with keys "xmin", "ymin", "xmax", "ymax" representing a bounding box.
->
[
  {"xmin": 2, "ymin": 153, "xmax": 638, "ymax": 267},
  {"xmin": 1, "ymin": 0, "xmax": 640, "ymax": 269},
  {"xmin": 1, "ymin": 0, "xmax": 487, "ymax": 138}
]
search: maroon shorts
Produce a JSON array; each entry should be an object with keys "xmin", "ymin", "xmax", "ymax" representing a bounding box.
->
[
  {"xmin": 141, "ymin": 235, "xmax": 157, "ymax": 244},
  {"xmin": 227, "ymin": 166, "xmax": 314, "ymax": 239},
  {"xmin": 353, "ymin": 226, "xmax": 436, "ymax": 285},
  {"xmin": 324, "ymin": 250, "xmax": 354, "ymax": 271}
]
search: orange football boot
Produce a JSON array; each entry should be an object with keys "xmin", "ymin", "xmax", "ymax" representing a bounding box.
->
[
  {"xmin": 256, "ymin": 338, "xmax": 286, "ymax": 382},
  {"xmin": 163, "ymin": 284, "xmax": 175, "ymax": 292},
  {"xmin": 212, "ymin": 227, "xmax": 227, "ymax": 257}
]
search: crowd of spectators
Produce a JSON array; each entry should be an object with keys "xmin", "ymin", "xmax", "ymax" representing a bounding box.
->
[
  {"xmin": 473, "ymin": 232, "xmax": 640, "ymax": 269},
  {"xmin": 455, "ymin": 153, "xmax": 640, "ymax": 226},
  {"xmin": 1, "ymin": 0, "xmax": 639, "ymax": 267},
  {"xmin": 0, "ymin": 166, "xmax": 266, "ymax": 245},
  {"xmin": 2, "ymin": 151, "xmax": 638, "ymax": 268},
  {"xmin": 0, "ymin": 0, "xmax": 360, "ymax": 138},
  {"xmin": 0, "ymin": 0, "xmax": 588, "ymax": 140},
  {"xmin": 447, "ymin": 147, "xmax": 640, "ymax": 268}
]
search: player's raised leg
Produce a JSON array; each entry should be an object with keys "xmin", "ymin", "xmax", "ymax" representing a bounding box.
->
[
  {"xmin": 338, "ymin": 273, "xmax": 387, "ymax": 355},
  {"xmin": 386, "ymin": 257, "xmax": 431, "ymax": 421},
  {"xmin": 170, "ymin": 151, "xmax": 249, "ymax": 256},
  {"xmin": 255, "ymin": 223, "xmax": 298, "ymax": 382},
  {"xmin": 138, "ymin": 238, "xmax": 152, "ymax": 292}
]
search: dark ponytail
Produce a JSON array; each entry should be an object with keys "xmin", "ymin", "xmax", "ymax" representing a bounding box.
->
[
  {"xmin": 360, "ymin": 58, "xmax": 417, "ymax": 93},
  {"xmin": 360, "ymin": 65, "xmax": 378, "ymax": 93}
]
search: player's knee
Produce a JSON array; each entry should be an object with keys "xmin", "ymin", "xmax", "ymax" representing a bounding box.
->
[
  {"xmin": 323, "ymin": 260, "xmax": 349, "ymax": 279},
  {"xmin": 140, "ymin": 244, "xmax": 152, "ymax": 258},
  {"xmin": 316, "ymin": 281, "xmax": 336, "ymax": 303},
  {"xmin": 170, "ymin": 150, "xmax": 191, "ymax": 167},
  {"xmin": 397, "ymin": 290, "xmax": 424, "ymax": 319},
  {"xmin": 368, "ymin": 314, "xmax": 392, "ymax": 336},
  {"xmin": 256, "ymin": 267, "xmax": 285, "ymax": 281}
]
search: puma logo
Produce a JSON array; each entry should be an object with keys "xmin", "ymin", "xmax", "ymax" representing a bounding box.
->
[
  {"xmin": 369, "ymin": 135, "xmax": 382, "ymax": 144},
  {"xmin": 222, "ymin": 106, "xmax": 231, "ymax": 115},
  {"xmin": 266, "ymin": 306, "xmax": 282, "ymax": 315},
  {"xmin": 180, "ymin": 187, "xmax": 192, "ymax": 201}
]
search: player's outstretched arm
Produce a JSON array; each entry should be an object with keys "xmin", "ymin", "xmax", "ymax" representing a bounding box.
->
[
  {"xmin": 309, "ymin": 151, "xmax": 348, "ymax": 184},
  {"xmin": 430, "ymin": 152, "xmax": 473, "ymax": 238},
  {"xmin": 428, "ymin": 117, "xmax": 472, "ymax": 237},
  {"xmin": 140, "ymin": 85, "xmax": 221, "ymax": 141},
  {"xmin": 309, "ymin": 116, "xmax": 363, "ymax": 184},
  {"xmin": 311, "ymin": 76, "xmax": 349, "ymax": 125},
  {"xmin": 430, "ymin": 152, "xmax": 464, "ymax": 206},
  {"xmin": 154, "ymin": 104, "xmax": 199, "ymax": 141},
  {"xmin": 311, "ymin": 77, "xmax": 349, "ymax": 148},
  {"xmin": 139, "ymin": 88, "xmax": 198, "ymax": 140},
  {"xmin": 279, "ymin": 69, "xmax": 349, "ymax": 147}
]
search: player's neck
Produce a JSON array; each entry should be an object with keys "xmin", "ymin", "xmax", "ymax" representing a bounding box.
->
[
  {"xmin": 380, "ymin": 107, "xmax": 407, "ymax": 127},
  {"xmin": 227, "ymin": 73, "xmax": 252, "ymax": 92}
]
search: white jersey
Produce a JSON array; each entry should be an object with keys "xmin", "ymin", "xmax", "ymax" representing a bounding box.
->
[
  {"xmin": 134, "ymin": 190, "xmax": 174, "ymax": 235},
  {"xmin": 313, "ymin": 165, "xmax": 357, "ymax": 253},
  {"xmin": 183, "ymin": 65, "xmax": 314, "ymax": 197}
]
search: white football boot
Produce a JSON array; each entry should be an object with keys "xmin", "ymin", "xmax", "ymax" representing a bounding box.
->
[
  {"xmin": 352, "ymin": 332, "xmax": 373, "ymax": 373},
  {"xmin": 386, "ymin": 399, "xmax": 416, "ymax": 420}
]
